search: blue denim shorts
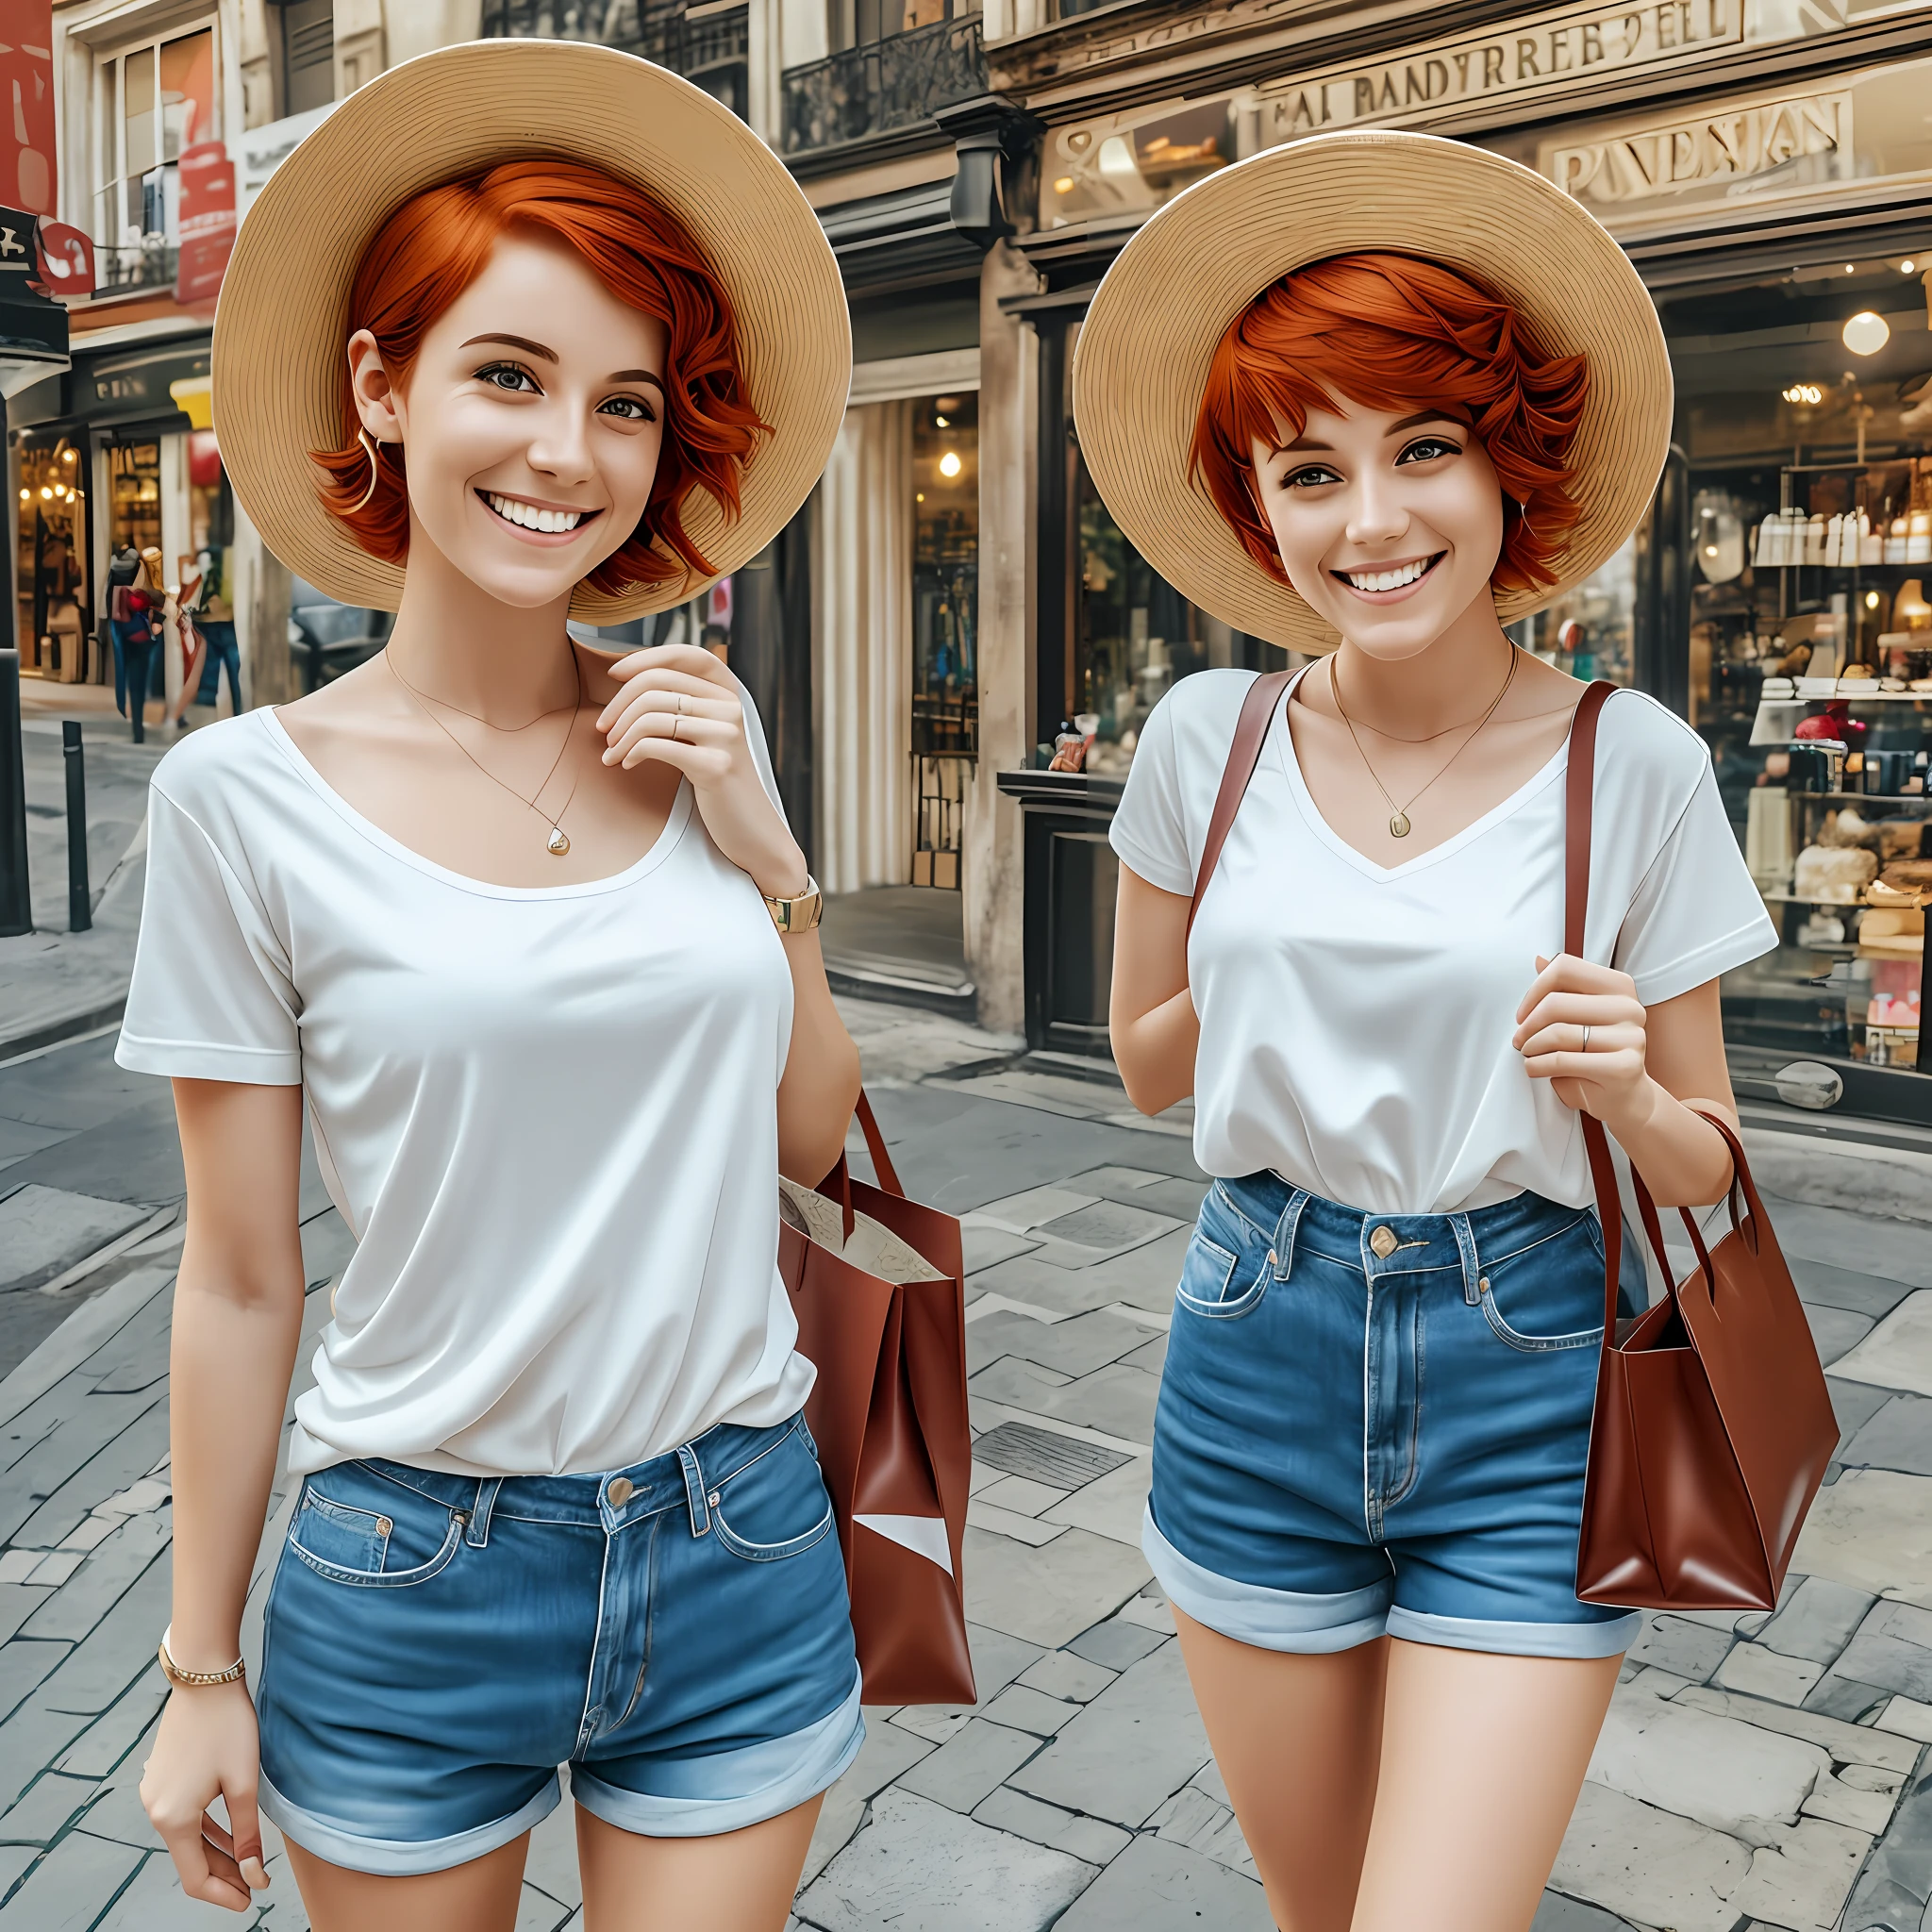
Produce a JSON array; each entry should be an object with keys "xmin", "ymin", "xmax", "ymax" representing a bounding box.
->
[
  {"xmin": 257, "ymin": 1414, "xmax": 862, "ymax": 1875},
  {"xmin": 1145, "ymin": 1174, "xmax": 1642, "ymax": 1661}
]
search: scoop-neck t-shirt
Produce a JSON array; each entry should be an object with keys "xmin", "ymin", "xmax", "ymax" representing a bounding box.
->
[
  {"xmin": 116, "ymin": 693, "xmax": 813, "ymax": 1478},
  {"xmin": 1108, "ymin": 668, "xmax": 1777, "ymax": 1217}
]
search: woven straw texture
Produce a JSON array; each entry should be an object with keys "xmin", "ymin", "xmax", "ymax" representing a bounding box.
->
[
  {"xmin": 1071, "ymin": 130, "xmax": 1673, "ymax": 656},
  {"xmin": 211, "ymin": 39, "xmax": 851, "ymax": 622}
]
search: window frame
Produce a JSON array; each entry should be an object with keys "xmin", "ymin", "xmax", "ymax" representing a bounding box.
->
[{"xmin": 91, "ymin": 13, "xmax": 221, "ymax": 254}]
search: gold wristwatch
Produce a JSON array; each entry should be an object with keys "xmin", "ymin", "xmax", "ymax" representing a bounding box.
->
[{"xmin": 763, "ymin": 874, "xmax": 823, "ymax": 935}]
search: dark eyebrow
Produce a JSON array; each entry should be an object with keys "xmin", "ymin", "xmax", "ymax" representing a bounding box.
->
[
  {"xmin": 1271, "ymin": 434, "xmax": 1334, "ymax": 456},
  {"xmin": 608, "ymin": 370, "xmax": 667, "ymax": 395},
  {"xmin": 460, "ymin": 332, "xmax": 557, "ymax": 362},
  {"xmin": 1386, "ymin": 409, "xmax": 1467, "ymax": 437}
]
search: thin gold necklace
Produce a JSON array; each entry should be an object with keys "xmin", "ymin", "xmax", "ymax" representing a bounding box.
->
[
  {"xmin": 1330, "ymin": 645, "xmax": 1519, "ymax": 840},
  {"xmin": 387, "ymin": 648, "xmax": 585, "ymax": 856}
]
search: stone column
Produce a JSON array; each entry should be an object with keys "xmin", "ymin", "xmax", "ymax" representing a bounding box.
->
[
  {"xmin": 230, "ymin": 497, "xmax": 293, "ymax": 708},
  {"xmin": 962, "ymin": 238, "xmax": 1041, "ymax": 1036}
]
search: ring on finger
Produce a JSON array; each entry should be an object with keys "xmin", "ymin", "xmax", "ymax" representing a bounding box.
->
[{"xmin": 1580, "ymin": 1024, "xmax": 1591, "ymax": 1052}]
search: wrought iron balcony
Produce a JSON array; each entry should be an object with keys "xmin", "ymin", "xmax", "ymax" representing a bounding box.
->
[
  {"xmin": 783, "ymin": 14, "xmax": 987, "ymax": 157},
  {"xmin": 92, "ymin": 242, "xmax": 179, "ymax": 299},
  {"xmin": 478, "ymin": 1, "xmax": 746, "ymax": 94}
]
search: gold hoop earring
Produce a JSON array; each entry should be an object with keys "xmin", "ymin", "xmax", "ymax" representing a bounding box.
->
[{"xmin": 350, "ymin": 427, "xmax": 384, "ymax": 515}]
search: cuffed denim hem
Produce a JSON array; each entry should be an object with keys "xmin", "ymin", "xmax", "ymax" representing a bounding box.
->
[
  {"xmin": 1143, "ymin": 1504, "xmax": 1391, "ymax": 1655},
  {"xmin": 258, "ymin": 1768, "xmax": 560, "ymax": 1877},
  {"xmin": 1386, "ymin": 1605, "xmax": 1643, "ymax": 1659},
  {"xmin": 568, "ymin": 1669, "xmax": 865, "ymax": 1839}
]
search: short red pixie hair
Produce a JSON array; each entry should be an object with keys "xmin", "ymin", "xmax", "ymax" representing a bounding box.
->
[
  {"xmin": 313, "ymin": 158, "xmax": 767, "ymax": 595},
  {"xmin": 1190, "ymin": 253, "xmax": 1589, "ymax": 598}
]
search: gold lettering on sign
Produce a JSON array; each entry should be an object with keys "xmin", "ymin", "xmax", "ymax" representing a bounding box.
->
[
  {"xmin": 1544, "ymin": 88, "xmax": 1852, "ymax": 203},
  {"xmin": 1255, "ymin": 0, "xmax": 1743, "ymax": 140}
]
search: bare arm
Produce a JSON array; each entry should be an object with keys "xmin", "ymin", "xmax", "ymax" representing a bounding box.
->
[
  {"xmin": 1109, "ymin": 864, "xmax": 1198, "ymax": 1116},
  {"xmin": 141, "ymin": 1078, "xmax": 307, "ymax": 1912},
  {"xmin": 1515, "ymin": 961, "xmax": 1740, "ymax": 1208},
  {"xmin": 777, "ymin": 932, "xmax": 861, "ymax": 1186}
]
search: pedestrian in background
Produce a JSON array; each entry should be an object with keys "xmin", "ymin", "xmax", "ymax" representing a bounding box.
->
[
  {"xmin": 117, "ymin": 41, "xmax": 858, "ymax": 1932},
  {"xmin": 1092, "ymin": 132, "xmax": 1779, "ymax": 1932}
]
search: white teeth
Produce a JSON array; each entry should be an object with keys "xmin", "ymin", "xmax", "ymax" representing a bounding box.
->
[
  {"xmin": 486, "ymin": 493, "xmax": 583, "ymax": 534},
  {"xmin": 1344, "ymin": 559, "xmax": 1430, "ymax": 592}
]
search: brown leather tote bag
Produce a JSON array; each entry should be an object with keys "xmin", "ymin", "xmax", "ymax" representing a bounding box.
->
[
  {"xmin": 1191, "ymin": 672, "xmax": 1838, "ymax": 1613},
  {"xmin": 1565, "ymin": 681, "xmax": 1838, "ymax": 1610},
  {"xmin": 777, "ymin": 1092, "xmax": 977, "ymax": 1705}
]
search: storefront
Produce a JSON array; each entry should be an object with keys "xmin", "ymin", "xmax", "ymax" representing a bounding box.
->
[{"xmin": 989, "ymin": 0, "xmax": 1932, "ymax": 1123}]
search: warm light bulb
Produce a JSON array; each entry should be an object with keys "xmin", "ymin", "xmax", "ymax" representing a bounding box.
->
[
  {"xmin": 1905, "ymin": 259, "xmax": 1918, "ymax": 275},
  {"xmin": 1054, "ymin": 176, "xmax": 1074, "ymax": 194},
  {"xmin": 935, "ymin": 415, "xmax": 948, "ymax": 428},
  {"xmin": 17, "ymin": 489, "xmax": 27, "ymax": 502},
  {"xmin": 40, "ymin": 485, "xmax": 52, "ymax": 498},
  {"xmin": 915, "ymin": 491, "xmax": 924, "ymax": 503},
  {"xmin": 1842, "ymin": 311, "xmax": 1890, "ymax": 356},
  {"xmin": 939, "ymin": 451, "xmax": 962, "ymax": 479},
  {"xmin": 1845, "ymin": 263, "xmax": 1856, "ymax": 275},
  {"xmin": 60, "ymin": 448, "xmax": 74, "ymax": 461},
  {"xmin": 1867, "ymin": 590, "xmax": 1883, "ymax": 609}
]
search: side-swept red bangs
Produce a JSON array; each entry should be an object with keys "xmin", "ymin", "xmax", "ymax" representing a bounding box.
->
[
  {"xmin": 1189, "ymin": 253, "xmax": 1589, "ymax": 598},
  {"xmin": 313, "ymin": 158, "xmax": 768, "ymax": 596}
]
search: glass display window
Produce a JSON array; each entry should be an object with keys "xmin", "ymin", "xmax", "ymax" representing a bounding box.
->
[
  {"xmin": 93, "ymin": 20, "xmax": 219, "ymax": 290},
  {"xmin": 108, "ymin": 441, "xmax": 164, "ymax": 560},
  {"xmin": 1665, "ymin": 251, "xmax": 1932, "ymax": 1112},
  {"xmin": 14, "ymin": 438, "xmax": 90, "ymax": 679},
  {"xmin": 911, "ymin": 391, "xmax": 977, "ymax": 889}
]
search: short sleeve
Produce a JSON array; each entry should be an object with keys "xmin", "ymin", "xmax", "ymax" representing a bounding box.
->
[
  {"xmin": 1108, "ymin": 689, "xmax": 1196, "ymax": 895},
  {"xmin": 1613, "ymin": 762, "xmax": 1777, "ymax": 1007},
  {"xmin": 736, "ymin": 683, "xmax": 787, "ymax": 818},
  {"xmin": 115, "ymin": 787, "xmax": 302, "ymax": 1084}
]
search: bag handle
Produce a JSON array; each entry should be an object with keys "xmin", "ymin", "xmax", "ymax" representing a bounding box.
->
[
  {"xmin": 1189, "ymin": 670, "xmax": 1296, "ymax": 939},
  {"xmin": 1565, "ymin": 684, "xmax": 1756, "ymax": 1331},
  {"xmin": 813, "ymin": 1089, "xmax": 906, "ymax": 1245}
]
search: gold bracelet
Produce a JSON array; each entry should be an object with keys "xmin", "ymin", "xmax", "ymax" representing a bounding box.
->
[
  {"xmin": 763, "ymin": 874, "xmax": 823, "ymax": 936},
  {"xmin": 158, "ymin": 1624, "xmax": 245, "ymax": 1689}
]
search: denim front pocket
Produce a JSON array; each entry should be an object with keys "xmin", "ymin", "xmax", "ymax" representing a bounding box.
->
[
  {"xmin": 710, "ymin": 1424, "xmax": 837, "ymax": 1563},
  {"xmin": 1174, "ymin": 1187, "xmax": 1272, "ymax": 1320},
  {"xmin": 1478, "ymin": 1216, "xmax": 1606, "ymax": 1354},
  {"xmin": 288, "ymin": 1467, "xmax": 465, "ymax": 1588}
]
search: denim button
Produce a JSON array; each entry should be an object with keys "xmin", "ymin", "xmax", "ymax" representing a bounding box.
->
[
  {"xmin": 1370, "ymin": 1225, "xmax": 1399, "ymax": 1259},
  {"xmin": 606, "ymin": 1476, "xmax": 634, "ymax": 1508}
]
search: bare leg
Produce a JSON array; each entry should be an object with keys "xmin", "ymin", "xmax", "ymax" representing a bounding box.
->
[
  {"xmin": 576, "ymin": 1793, "xmax": 824, "ymax": 1932},
  {"xmin": 284, "ymin": 1829, "xmax": 528, "ymax": 1932},
  {"xmin": 1173, "ymin": 1606, "xmax": 1389, "ymax": 1932},
  {"xmin": 1350, "ymin": 1640, "xmax": 1620, "ymax": 1932}
]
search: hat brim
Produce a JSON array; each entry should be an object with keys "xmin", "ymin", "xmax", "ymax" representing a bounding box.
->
[
  {"xmin": 212, "ymin": 39, "xmax": 851, "ymax": 622},
  {"xmin": 1070, "ymin": 130, "xmax": 1673, "ymax": 656}
]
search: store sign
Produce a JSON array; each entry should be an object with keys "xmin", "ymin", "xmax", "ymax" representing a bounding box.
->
[
  {"xmin": 0, "ymin": 208, "xmax": 66, "ymax": 369},
  {"xmin": 1542, "ymin": 85, "xmax": 1853, "ymax": 204},
  {"xmin": 1254, "ymin": 0, "xmax": 1741, "ymax": 138},
  {"xmin": 175, "ymin": 142, "xmax": 238, "ymax": 306},
  {"xmin": 82, "ymin": 342, "xmax": 211, "ymax": 420},
  {"xmin": 0, "ymin": 0, "xmax": 56, "ymax": 215}
]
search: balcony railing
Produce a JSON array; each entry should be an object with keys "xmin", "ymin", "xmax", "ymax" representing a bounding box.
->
[
  {"xmin": 782, "ymin": 14, "xmax": 986, "ymax": 157},
  {"xmin": 92, "ymin": 242, "xmax": 179, "ymax": 299},
  {"xmin": 477, "ymin": 1, "xmax": 745, "ymax": 80}
]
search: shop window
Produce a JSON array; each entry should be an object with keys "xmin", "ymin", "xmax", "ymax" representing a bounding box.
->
[
  {"xmin": 912, "ymin": 391, "xmax": 977, "ymax": 887},
  {"xmin": 1510, "ymin": 537, "xmax": 1637, "ymax": 689},
  {"xmin": 108, "ymin": 442, "xmax": 163, "ymax": 565},
  {"xmin": 277, "ymin": 0, "xmax": 336, "ymax": 118},
  {"xmin": 14, "ymin": 439, "xmax": 89, "ymax": 682},
  {"xmin": 1664, "ymin": 255, "xmax": 1932, "ymax": 1115},
  {"xmin": 831, "ymin": 1, "xmax": 959, "ymax": 48},
  {"xmin": 92, "ymin": 21, "xmax": 218, "ymax": 291}
]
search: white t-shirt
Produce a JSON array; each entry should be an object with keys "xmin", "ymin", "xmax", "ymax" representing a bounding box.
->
[
  {"xmin": 117, "ymin": 691, "xmax": 814, "ymax": 1478},
  {"xmin": 1109, "ymin": 668, "xmax": 1777, "ymax": 1216}
]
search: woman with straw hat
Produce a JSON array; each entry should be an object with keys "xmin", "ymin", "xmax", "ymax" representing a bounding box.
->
[
  {"xmin": 1088, "ymin": 131, "xmax": 1775, "ymax": 1930},
  {"xmin": 118, "ymin": 42, "xmax": 860, "ymax": 1929}
]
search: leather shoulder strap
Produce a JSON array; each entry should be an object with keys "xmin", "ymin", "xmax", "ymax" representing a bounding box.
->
[
  {"xmin": 1564, "ymin": 679, "xmax": 1624, "ymax": 1335},
  {"xmin": 1563, "ymin": 680, "xmax": 1617, "ymax": 958},
  {"xmin": 1188, "ymin": 669, "xmax": 1294, "ymax": 941}
]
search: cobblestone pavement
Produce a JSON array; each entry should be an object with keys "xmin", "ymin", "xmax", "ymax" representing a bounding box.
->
[{"xmin": 3, "ymin": 997, "xmax": 1932, "ymax": 1930}]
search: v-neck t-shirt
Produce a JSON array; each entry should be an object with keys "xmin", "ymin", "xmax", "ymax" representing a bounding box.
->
[
  {"xmin": 116, "ymin": 698, "xmax": 813, "ymax": 1478},
  {"xmin": 1108, "ymin": 668, "xmax": 1776, "ymax": 1216}
]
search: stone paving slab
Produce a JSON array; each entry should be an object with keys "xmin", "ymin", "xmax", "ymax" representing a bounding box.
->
[{"xmin": 3, "ymin": 996, "xmax": 1931, "ymax": 1931}]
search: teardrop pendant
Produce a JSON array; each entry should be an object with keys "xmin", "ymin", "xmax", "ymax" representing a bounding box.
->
[
  {"xmin": 546, "ymin": 826, "xmax": 570, "ymax": 856},
  {"xmin": 1389, "ymin": 810, "xmax": 1411, "ymax": 839}
]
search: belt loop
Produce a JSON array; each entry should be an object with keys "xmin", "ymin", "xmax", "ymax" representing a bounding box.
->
[
  {"xmin": 1449, "ymin": 1214, "xmax": 1482, "ymax": 1305},
  {"xmin": 677, "ymin": 1443, "xmax": 710, "ymax": 1539},
  {"xmin": 467, "ymin": 1476, "xmax": 501, "ymax": 1548},
  {"xmin": 1272, "ymin": 1190, "xmax": 1308, "ymax": 1281}
]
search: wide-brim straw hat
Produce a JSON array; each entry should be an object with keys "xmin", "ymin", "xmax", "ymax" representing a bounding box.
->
[
  {"xmin": 212, "ymin": 39, "xmax": 850, "ymax": 622},
  {"xmin": 1071, "ymin": 130, "xmax": 1673, "ymax": 655}
]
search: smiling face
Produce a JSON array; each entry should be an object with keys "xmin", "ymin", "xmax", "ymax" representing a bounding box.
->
[
  {"xmin": 347, "ymin": 226, "xmax": 669, "ymax": 610},
  {"xmin": 1248, "ymin": 398, "xmax": 1507, "ymax": 660}
]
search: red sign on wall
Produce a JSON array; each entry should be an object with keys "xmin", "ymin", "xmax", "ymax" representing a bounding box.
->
[
  {"xmin": 175, "ymin": 142, "xmax": 238, "ymax": 307},
  {"xmin": 1, "ymin": 0, "xmax": 57, "ymax": 216}
]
